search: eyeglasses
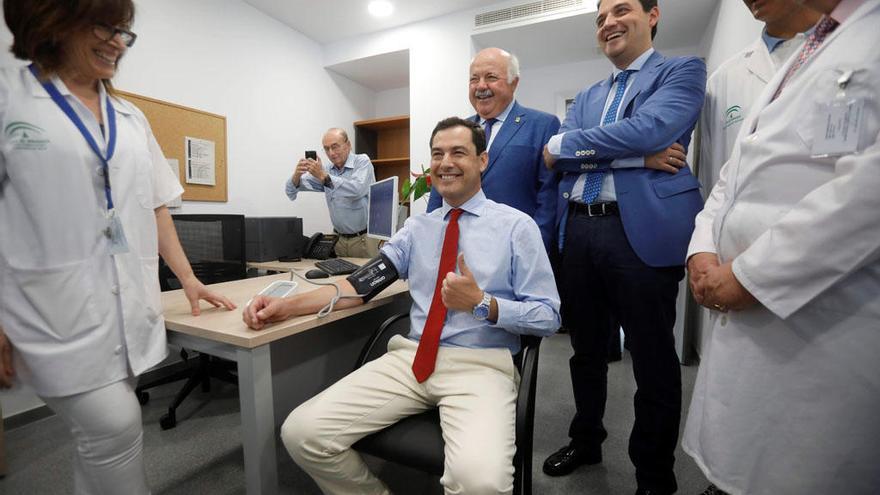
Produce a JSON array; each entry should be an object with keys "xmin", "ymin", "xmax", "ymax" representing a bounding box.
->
[
  {"xmin": 323, "ymin": 142, "xmax": 347, "ymax": 153},
  {"xmin": 93, "ymin": 24, "xmax": 137, "ymax": 47}
]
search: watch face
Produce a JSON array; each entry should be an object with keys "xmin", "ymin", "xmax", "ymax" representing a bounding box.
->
[{"xmin": 474, "ymin": 304, "xmax": 490, "ymax": 320}]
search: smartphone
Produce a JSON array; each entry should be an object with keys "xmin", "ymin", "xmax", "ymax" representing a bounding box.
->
[{"xmin": 305, "ymin": 150, "xmax": 317, "ymax": 160}]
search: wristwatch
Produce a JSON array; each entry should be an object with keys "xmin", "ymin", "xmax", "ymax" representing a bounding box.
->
[{"xmin": 473, "ymin": 292, "xmax": 492, "ymax": 321}]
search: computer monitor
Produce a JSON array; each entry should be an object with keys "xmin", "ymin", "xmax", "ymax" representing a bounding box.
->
[{"xmin": 367, "ymin": 176, "xmax": 399, "ymax": 241}]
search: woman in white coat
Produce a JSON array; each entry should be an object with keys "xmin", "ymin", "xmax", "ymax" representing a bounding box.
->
[{"xmin": 0, "ymin": 0, "xmax": 235, "ymax": 492}]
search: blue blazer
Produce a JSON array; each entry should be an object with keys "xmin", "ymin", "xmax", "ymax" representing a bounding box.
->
[
  {"xmin": 428, "ymin": 101, "xmax": 561, "ymax": 251},
  {"xmin": 555, "ymin": 51, "xmax": 706, "ymax": 267}
]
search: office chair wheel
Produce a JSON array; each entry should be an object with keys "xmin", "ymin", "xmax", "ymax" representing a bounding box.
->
[
  {"xmin": 159, "ymin": 411, "xmax": 177, "ymax": 430},
  {"xmin": 136, "ymin": 390, "xmax": 150, "ymax": 405}
]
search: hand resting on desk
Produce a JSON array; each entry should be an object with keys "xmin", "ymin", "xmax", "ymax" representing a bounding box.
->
[{"xmin": 243, "ymin": 280, "xmax": 363, "ymax": 330}]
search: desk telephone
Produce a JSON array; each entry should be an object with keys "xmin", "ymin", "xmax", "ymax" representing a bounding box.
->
[{"xmin": 305, "ymin": 232, "xmax": 338, "ymax": 260}]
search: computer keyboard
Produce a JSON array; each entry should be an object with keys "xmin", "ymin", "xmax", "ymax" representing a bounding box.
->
[{"xmin": 314, "ymin": 258, "xmax": 361, "ymax": 276}]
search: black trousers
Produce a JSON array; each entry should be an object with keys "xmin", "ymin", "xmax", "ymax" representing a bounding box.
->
[{"xmin": 561, "ymin": 209, "xmax": 683, "ymax": 493}]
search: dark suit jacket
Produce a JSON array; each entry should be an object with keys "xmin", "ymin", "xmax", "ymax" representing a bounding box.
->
[
  {"xmin": 428, "ymin": 101, "xmax": 561, "ymax": 251},
  {"xmin": 555, "ymin": 51, "xmax": 706, "ymax": 267}
]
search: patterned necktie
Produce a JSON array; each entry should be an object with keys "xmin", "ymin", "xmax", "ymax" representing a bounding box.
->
[
  {"xmin": 412, "ymin": 208, "xmax": 463, "ymax": 383},
  {"xmin": 483, "ymin": 118, "xmax": 498, "ymax": 146},
  {"xmin": 772, "ymin": 16, "xmax": 839, "ymax": 100},
  {"xmin": 582, "ymin": 70, "xmax": 634, "ymax": 204}
]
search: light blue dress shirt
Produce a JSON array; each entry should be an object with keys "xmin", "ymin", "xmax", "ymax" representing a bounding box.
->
[
  {"xmin": 380, "ymin": 190, "xmax": 560, "ymax": 355},
  {"xmin": 285, "ymin": 152, "xmax": 375, "ymax": 234},
  {"xmin": 549, "ymin": 47, "xmax": 655, "ymax": 203},
  {"xmin": 761, "ymin": 24, "xmax": 817, "ymax": 53}
]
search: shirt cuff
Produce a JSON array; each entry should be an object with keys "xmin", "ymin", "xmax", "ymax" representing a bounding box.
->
[
  {"xmin": 611, "ymin": 156, "xmax": 644, "ymax": 168},
  {"xmin": 547, "ymin": 133, "xmax": 563, "ymax": 155},
  {"xmin": 491, "ymin": 297, "xmax": 516, "ymax": 329}
]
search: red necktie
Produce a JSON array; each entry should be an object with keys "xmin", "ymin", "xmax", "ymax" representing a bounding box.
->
[
  {"xmin": 772, "ymin": 16, "xmax": 839, "ymax": 100},
  {"xmin": 412, "ymin": 208, "xmax": 463, "ymax": 383}
]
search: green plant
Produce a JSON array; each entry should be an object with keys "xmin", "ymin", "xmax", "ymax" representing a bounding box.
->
[{"xmin": 400, "ymin": 164, "xmax": 432, "ymax": 204}]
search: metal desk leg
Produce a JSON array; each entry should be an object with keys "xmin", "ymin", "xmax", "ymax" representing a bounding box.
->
[{"xmin": 237, "ymin": 344, "xmax": 278, "ymax": 495}]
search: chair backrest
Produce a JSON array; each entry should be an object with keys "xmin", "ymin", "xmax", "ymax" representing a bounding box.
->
[{"xmin": 159, "ymin": 214, "xmax": 247, "ymax": 291}]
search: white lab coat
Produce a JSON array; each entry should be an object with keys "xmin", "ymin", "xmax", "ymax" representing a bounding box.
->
[
  {"xmin": 683, "ymin": 2, "xmax": 880, "ymax": 494},
  {"xmin": 695, "ymin": 35, "xmax": 807, "ymax": 353},
  {"xmin": 0, "ymin": 66, "xmax": 183, "ymax": 397},
  {"xmin": 698, "ymin": 35, "xmax": 806, "ymax": 192}
]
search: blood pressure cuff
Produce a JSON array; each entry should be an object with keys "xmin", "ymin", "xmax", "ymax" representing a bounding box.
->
[{"xmin": 346, "ymin": 253, "xmax": 399, "ymax": 303}]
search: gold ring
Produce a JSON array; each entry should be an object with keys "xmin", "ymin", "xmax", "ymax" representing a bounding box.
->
[{"xmin": 713, "ymin": 304, "xmax": 726, "ymax": 311}]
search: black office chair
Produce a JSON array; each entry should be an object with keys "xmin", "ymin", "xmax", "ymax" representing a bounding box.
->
[
  {"xmin": 352, "ymin": 313, "xmax": 542, "ymax": 495},
  {"xmin": 136, "ymin": 214, "xmax": 247, "ymax": 430}
]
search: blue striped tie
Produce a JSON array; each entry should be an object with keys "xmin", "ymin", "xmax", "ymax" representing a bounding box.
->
[{"xmin": 581, "ymin": 70, "xmax": 634, "ymax": 204}]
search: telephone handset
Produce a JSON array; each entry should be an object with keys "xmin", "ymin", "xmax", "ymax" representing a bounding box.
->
[{"xmin": 304, "ymin": 233, "xmax": 338, "ymax": 260}]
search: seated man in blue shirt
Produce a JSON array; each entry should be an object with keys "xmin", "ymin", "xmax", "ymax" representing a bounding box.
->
[
  {"xmin": 245, "ymin": 117, "xmax": 560, "ymax": 494},
  {"xmin": 285, "ymin": 127, "xmax": 378, "ymax": 257}
]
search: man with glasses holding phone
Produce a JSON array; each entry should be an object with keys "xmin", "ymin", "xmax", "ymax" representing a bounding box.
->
[{"xmin": 286, "ymin": 127, "xmax": 379, "ymax": 257}]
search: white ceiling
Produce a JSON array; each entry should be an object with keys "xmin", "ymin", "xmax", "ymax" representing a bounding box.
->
[
  {"xmin": 245, "ymin": 0, "xmax": 718, "ymax": 91},
  {"xmin": 473, "ymin": 1, "xmax": 718, "ymax": 70},
  {"xmin": 326, "ymin": 49, "xmax": 409, "ymax": 91},
  {"xmin": 243, "ymin": 0, "xmax": 501, "ymax": 45}
]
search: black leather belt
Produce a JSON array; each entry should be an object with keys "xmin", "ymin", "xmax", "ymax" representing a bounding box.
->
[
  {"xmin": 569, "ymin": 201, "xmax": 619, "ymax": 217},
  {"xmin": 334, "ymin": 229, "xmax": 367, "ymax": 238}
]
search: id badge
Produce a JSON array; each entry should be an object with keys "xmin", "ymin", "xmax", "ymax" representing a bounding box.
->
[
  {"xmin": 105, "ymin": 211, "xmax": 130, "ymax": 255},
  {"xmin": 810, "ymin": 70, "xmax": 864, "ymax": 157},
  {"xmin": 810, "ymin": 97, "xmax": 864, "ymax": 157}
]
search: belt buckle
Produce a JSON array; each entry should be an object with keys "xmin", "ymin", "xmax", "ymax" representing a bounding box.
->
[{"xmin": 587, "ymin": 203, "xmax": 605, "ymax": 217}]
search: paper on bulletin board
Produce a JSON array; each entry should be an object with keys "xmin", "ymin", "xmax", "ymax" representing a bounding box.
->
[
  {"xmin": 166, "ymin": 158, "xmax": 182, "ymax": 209},
  {"xmin": 185, "ymin": 136, "xmax": 216, "ymax": 186}
]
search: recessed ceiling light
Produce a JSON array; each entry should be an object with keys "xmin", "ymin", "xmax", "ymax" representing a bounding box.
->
[{"xmin": 368, "ymin": 0, "xmax": 394, "ymax": 18}]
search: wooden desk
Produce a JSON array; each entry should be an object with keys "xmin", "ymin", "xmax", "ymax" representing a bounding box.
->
[{"xmin": 161, "ymin": 262, "xmax": 408, "ymax": 495}]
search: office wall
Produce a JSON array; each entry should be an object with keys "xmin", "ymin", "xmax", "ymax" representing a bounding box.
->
[
  {"xmin": 375, "ymin": 87, "xmax": 410, "ymax": 118},
  {"xmin": 324, "ymin": 10, "xmax": 478, "ymax": 216},
  {"xmin": 0, "ymin": 0, "xmax": 378, "ymax": 236},
  {"xmin": 699, "ymin": 0, "xmax": 764, "ymax": 76}
]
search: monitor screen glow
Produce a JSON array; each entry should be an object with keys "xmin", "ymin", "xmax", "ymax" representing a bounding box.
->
[{"xmin": 367, "ymin": 176, "xmax": 399, "ymax": 241}]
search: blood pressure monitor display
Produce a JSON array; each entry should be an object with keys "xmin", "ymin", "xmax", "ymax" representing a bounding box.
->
[{"xmin": 256, "ymin": 280, "xmax": 298, "ymax": 299}]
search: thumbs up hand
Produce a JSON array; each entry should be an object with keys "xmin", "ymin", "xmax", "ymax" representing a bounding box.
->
[{"xmin": 441, "ymin": 254, "xmax": 484, "ymax": 313}]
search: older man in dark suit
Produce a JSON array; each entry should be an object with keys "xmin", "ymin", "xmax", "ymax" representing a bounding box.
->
[{"xmin": 427, "ymin": 47, "xmax": 560, "ymax": 251}]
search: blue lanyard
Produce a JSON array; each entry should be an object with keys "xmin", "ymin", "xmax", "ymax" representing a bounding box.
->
[{"xmin": 28, "ymin": 64, "xmax": 118, "ymax": 210}]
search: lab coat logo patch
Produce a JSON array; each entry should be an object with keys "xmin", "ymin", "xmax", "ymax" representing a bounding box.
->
[
  {"xmin": 5, "ymin": 121, "xmax": 50, "ymax": 151},
  {"xmin": 723, "ymin": 105, "xmax": 744, "ymax": 130}
]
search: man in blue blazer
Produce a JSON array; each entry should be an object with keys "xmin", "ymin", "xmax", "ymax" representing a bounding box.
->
[
  {"xmin": 427, "ymin": 47, "xmax": 560, "ymax": 251},
  {"xmin": 541, "ymin": 1, "xmax": 705, "ymax": 494}
]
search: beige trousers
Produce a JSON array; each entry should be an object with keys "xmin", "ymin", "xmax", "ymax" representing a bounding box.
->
[
  {"xmin": 281, "ymin": 335, "xmax": 520, "ymax": 495},
  {"xmin": 334, "ymin": 233, "xmax": 380, "ymax": 258}
]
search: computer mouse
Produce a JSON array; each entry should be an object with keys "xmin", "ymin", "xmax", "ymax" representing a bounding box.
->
[{"xmin": 305, "ymin": 269, "xmax": 330, "ymax": 279}]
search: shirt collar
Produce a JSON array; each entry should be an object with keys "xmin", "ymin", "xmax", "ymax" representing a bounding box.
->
[
  {"xmin": 335, "ymin": 152, "xmax": 355, "ymax": 171},
  {"xmin": 761, "ymin": 29, "xmax": 787, "ymax": 53},
  {"xmin": 830, "ymin": 0, "xmax": 864, "ymax": 24},
  {"xmin": 480, "ymin": 99, "xmax": 515, "ymax": 126},
  {"xmin": 440, "ymin": 189, "xmax": 487, "ymax": 218},
  {"xmin": 761, "ymin": 22, "xmax": 818, "ymax": 53},
  {"xmin": 611, "ymin": 47, "xmax": 654, "ymax": 79}
]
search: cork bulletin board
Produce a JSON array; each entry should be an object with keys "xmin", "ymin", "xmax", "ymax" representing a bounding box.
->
[{"xmin": 117, "ymin": 90, "xmax": 228, "ymax": 202}]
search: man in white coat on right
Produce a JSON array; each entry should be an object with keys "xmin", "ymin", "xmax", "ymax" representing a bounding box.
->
[{"xmin": 683, "ymin": 0, "xmax": 880, "ymax": 494}]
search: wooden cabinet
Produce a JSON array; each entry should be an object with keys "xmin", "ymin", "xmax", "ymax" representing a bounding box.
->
[{"xmin": 354, "ymin": 115, "xmax": 410, "ymax": 197}]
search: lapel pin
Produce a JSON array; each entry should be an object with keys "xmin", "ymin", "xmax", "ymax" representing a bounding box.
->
[{"xmin": 515, "ymin": 116, "xmax": 521, "ymax": 123}]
